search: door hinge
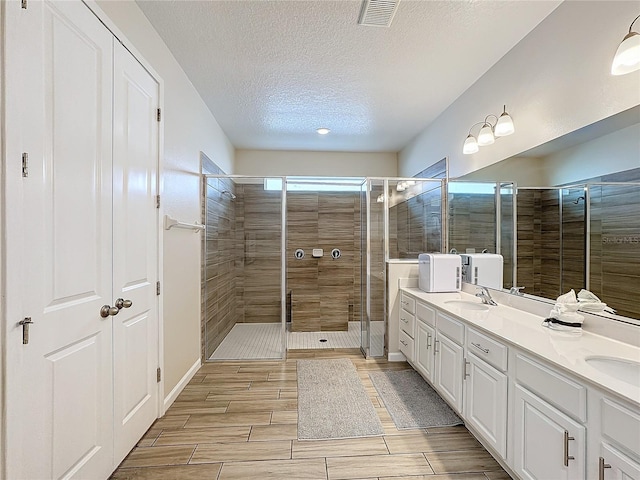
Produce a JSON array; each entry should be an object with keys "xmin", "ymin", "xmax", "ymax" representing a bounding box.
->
[
  {"xmin": 21, "ymin": 0, "xmax": 27, "ymax": 9},
  {"xmin": 157, "ymin": 367, "xmax": 162, "ymax": 382},
  {"xmin": 156, "ymin": 195, "xmax": 160, "ymax": 209},
  {"xmin": 22, "ymin": 153, "xmax": 28, "ymax": 177},
  {"xmin": 156, "ymin": 281, "xmax": 161, "ymax": 295},
  {"xmin": 156, "ymin": 108, "xmax": 161, "ymax": 122}
]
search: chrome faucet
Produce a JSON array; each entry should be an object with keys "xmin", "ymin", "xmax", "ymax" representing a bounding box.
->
[
  {"xmin": 476, "ymin": 286, "xmax": 498, "ymax": 306},
  {"xmin": 509, "ymin": 286, "xmax": 525, "ymax": 296}
]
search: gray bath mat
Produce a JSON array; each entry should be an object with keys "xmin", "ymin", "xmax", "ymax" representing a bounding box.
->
[
  {"xmin": 297, "ymin": 358, "xmax": 384, "ymax": 440},
  {"xmin": 369, "ymin": 369, "xmax": 463, "ymax": 430}
]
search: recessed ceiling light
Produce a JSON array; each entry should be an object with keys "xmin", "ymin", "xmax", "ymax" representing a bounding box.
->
[{"xmin": 316, "ymin": 128, "xmax": 330, "ymax": 135}]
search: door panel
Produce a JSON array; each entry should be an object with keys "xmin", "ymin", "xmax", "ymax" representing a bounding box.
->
[
  {"xmin": 514, "ymin": 385, "xmax": 585, "ymax": 480},
  {"xmin": 435, "ymin": 334, "xmax": 463, "ymax": 412},
  {"xmin": 465, "ymin": 354, "xmax": 507, "ymax": 457},
  {"xmin": 112, "ymin": 39, "xmax": 160, "ymax": 464},
  {"xmin": 7, "ymin": 1, "xmax": 115, "ymax": 478}
]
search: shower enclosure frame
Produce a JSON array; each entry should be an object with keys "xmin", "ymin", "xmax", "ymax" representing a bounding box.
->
[{"xmin": 202, "ymin": 174, "xmax": 288, "ymax": 361}]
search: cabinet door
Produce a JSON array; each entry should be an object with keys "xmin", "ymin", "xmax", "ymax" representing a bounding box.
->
[
  {"xmin": 464, "ymin": 354, "xmax": 507, "ymax": 457},
  {"xmin": 415, "ymin": 321, "xmax": 435, "ymax": 382},
  {"xmin": 435, "ymin": 333, "xmax": 464, "ymax": 412},
  {"xmin": 599, "ymin": 443, "xmax": 640, "ymax": 480},
  {"xmin": 514, "ymin": 385, "xmax": 586, "ymax": 480},
  {"xmin": 112, "ymin": 40, "xmax": 160, "ymax": 465},
  {"xmin": 5, "ymin": 1, "xmax": 115, "ymax": 479}
]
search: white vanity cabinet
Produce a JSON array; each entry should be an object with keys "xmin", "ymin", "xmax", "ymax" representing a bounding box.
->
[
  {"xmin": 595, "ymin": 398, "xmax": 640, "ymax": 480},
  {"xmin": 513, "ymin": 354, "xmax": 587, "ymax": 480},
  {"xmin": 394, "ymin": 287, "xmax": 640, "ymax": 480},
  {"xmin": 464, "ymin": 328, "xmax": 508, "ymax": 458},
  {"xmin": 398, "ymin": 292, "xmax": 416, "ymax": 362},
  {"xmin": 415, "ymin": 303, "xmax": 436, "ymax": 382},
  {"xmin": 434, "ymin": 312, "xmax": 465, "ymax": 413}
]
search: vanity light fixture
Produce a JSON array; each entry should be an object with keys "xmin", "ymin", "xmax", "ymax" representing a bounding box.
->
[
  {"xmin": 611, "ymin": 14, "xmax": 640, "ymax": 75},
  {"xmin": 463, "ymin": 105, "xmax": 515, "ymax": 155},
  {"xmin": 316, "ymin": 127, "xmax": 331, "ymax": 135}
]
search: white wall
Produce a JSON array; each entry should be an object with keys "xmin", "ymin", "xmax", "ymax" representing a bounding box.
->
[
  {"xmin": 399, "ymin": 1, "xmax": 640, "ymax": 179},
  {"xmin": 95, "ymin": 1, "xmax": 235, "ymax": 399},
  {"xmin": 457, "ymin": 156, "xmax": 546, "ymax": 187},
  {"xmin": 541, "ymin": 123, "xmax": 640, "ymax": 185},
  {"xmin": 235, "ymin": 150, "xmax": 398, "ymax": 177}
]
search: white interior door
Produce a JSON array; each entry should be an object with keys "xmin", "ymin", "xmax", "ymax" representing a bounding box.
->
[
  {"xmin": 6, "ymin": 1, "xmax": 115, "ymax": 478},
  {"xmin": 112, "ymin": 39, "xmax": 160, "ymax": 464}
]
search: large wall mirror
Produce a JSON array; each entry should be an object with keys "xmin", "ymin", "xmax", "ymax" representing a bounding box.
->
[{"xmin": 458, "ymin": 105, "xmax": 640, "ymax": 322}]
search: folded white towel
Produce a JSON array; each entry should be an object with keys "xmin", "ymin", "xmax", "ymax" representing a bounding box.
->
[
  {"xmin": 577, "ymin": 289, "xmax": 616, "ymax": 314},
  {"xmin": 543, "ymin": 289, "xmax": 583, "ymax": 333}
]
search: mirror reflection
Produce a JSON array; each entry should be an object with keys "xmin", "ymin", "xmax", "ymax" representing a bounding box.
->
[{"xmin": 458, "ymin": 105, "xmax": 640, "ymax": 320}]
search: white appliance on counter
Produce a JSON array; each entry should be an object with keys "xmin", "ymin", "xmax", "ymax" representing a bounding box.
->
[
  {"xmin": 418, "ymin": 253, "xmax": 462, "ymax": 293},
  {"xmin": 460, "ymin": 253, "xmax": 503, "ymax": 289}
]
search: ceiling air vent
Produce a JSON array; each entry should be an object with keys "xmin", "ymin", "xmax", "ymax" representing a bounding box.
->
[{"xmin": 358, "ymin": 0, "xmax": 400, "ymax": 27}]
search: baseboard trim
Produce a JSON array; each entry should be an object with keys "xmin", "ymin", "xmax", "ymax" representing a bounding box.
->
[
  {"xmin": 163, "ymin": 358, "xmax": 201, "ymax": 413},
  {"xmin": 387, "ymin": 351, "xmax": 407, "ymax": 362}
]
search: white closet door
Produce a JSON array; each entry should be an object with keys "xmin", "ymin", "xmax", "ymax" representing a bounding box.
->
[
  {"xmin": 6, "ymin": 1, "xmax": 115, "ymax": 479},
  {"xmin": 112, "ymin": 39, "xmax": 160, "ymax": 465}
]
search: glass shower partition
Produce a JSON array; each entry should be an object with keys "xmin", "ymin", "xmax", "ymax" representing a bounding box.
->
[
  {"xmin": 361, "ymin": 179, "xmax": 386, "ymax": 358},
  {"xmin": 203, "ymin": 175, "xmax": 286, "ymax": 361},
  {"xmin": 587, "ymin": 182, "xmax": 640, "ymax": 319},
  {"xmin": 447, "ymin": 181, "xmax": 516, "ymax": 289}
]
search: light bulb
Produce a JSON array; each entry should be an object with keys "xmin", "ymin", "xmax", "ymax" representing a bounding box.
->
[
  {"xmin": 396, "ymin": 183, "xmax": 405, "ymax": 192},
  {"xmin": 495, "ymin": 108, "xmax": 515, "ymax": 137},
  {"xmin": 477, "ymin": 124, "xmax": 495, "ymax": 146},
  {"xmin": 612, "ymin": 31, "xmax": 640, "ymax": 75},
  {"xmin": 463, "ymin": 134, "xmax": 479, "ymax": 154},
  {"xmin": 376, "ymin": 194, "xmax": 384, "ymax": 203}
]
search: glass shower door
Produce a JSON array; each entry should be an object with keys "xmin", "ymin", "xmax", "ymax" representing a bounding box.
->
[{"xmin": 203, "ymin": 175, "xmax": 286, "ymax": 361}]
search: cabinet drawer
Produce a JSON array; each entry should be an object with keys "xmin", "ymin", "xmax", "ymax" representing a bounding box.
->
[
  {"xmin": 516, "ymin": 354, "xmax": 587, "ymax": 422},
  {"xmin": 400, "ymin": 292, "xmax": 415, "ymax": 314},
  {"xmin": 466, "ymin": 328, "xmax": 508, "ymax": 372},
  {"xmin": 601, "ymin": 398, "xmax": 640, "ymax": 456},
  {"xmin": 416, "ymin": 302, "xmax": 435, "ymax": 327},
  {"xmin": 399, "ymin": 329, "xmax": 415, "ymax": 362},
  {"xmin": 436, "ymin": 312, "xmax": 464, "ymax": 345},
  {"xmin": 399, "ymin": 311, "xmax": 415, "ymax": 338}
]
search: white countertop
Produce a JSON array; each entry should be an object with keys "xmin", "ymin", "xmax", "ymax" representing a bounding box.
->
[{"xmin": 401, "ymin": 287, "xmax": 640, "ymax": 407}]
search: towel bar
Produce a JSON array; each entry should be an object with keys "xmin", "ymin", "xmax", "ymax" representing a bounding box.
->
[{"xmin": 164, "ymin": 215, "xmax": 205, "ymax": 233}]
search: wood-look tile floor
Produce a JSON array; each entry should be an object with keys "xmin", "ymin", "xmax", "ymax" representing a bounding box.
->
[{"xmin": 111, "ymin": 349, "xmax": 512, "ymax": 480}]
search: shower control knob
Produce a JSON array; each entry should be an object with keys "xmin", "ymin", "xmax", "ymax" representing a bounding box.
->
[
  {"xmin": 331, "ymin": 248, "xmax": 341, "ymax": 259},
  {"xmin": 294, "ymin": 249, "xmax": 305, "ymax": 260}
]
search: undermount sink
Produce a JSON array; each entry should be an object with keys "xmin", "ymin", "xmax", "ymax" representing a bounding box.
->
[
  {"xmin": 444, "ymin": 300, "xmax": 489, "ymax": 311},
  {"xmin": 585, "ymin": 356, "xmax": 640, "ymax": 386}
]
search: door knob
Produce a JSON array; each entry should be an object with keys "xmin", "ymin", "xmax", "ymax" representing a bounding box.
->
[
  {"xmin": 115, "ymin": 298, "xmax": 133, "ymax": 309},
  {"xmin": 100, "ymin": 305, "xmax": 119, "ymax": 318}
]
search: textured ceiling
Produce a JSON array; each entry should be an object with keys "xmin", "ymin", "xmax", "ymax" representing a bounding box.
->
[{"xmin": 136, "ymin": 0, "xmax": 561, "ymax": 152}]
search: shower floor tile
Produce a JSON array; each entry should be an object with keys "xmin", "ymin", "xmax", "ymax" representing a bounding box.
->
[
  {"xmin": 287, "ymin": 322, "xmax": 361, "ymax": 350},
  {"xmin": 209, "ymin": 321, "xmax": 386, "ymax": 360},
  {"xmin": 210, "ymin": 323, "xmax": 283, "ymax": 360}
]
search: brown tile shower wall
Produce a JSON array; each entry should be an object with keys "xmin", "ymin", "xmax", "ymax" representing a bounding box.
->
[
  {"xmin": 389, "ymin": 189, "xmax": 442, "ymax": 259},
  {"xmin": 287, "ymin": 192, "xmax": 361, "ymax": 332},
  {"xmin": 515, "ymin": 190, "xmax": 562, "ymax": 298},
  {"xmin": 235, "ymin": 184, "xmax": 282, "ymax": 324},
  {"xmin": 448, "ymin": 193, "xmax": 496, "ymax": 255},
  {"xmin": 203, "ymin": 175, "xmax": 239, "ymax": 358},
  {"xmin": 589, "ymin": 184, "xmax": 640, "ymax": 319}
]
